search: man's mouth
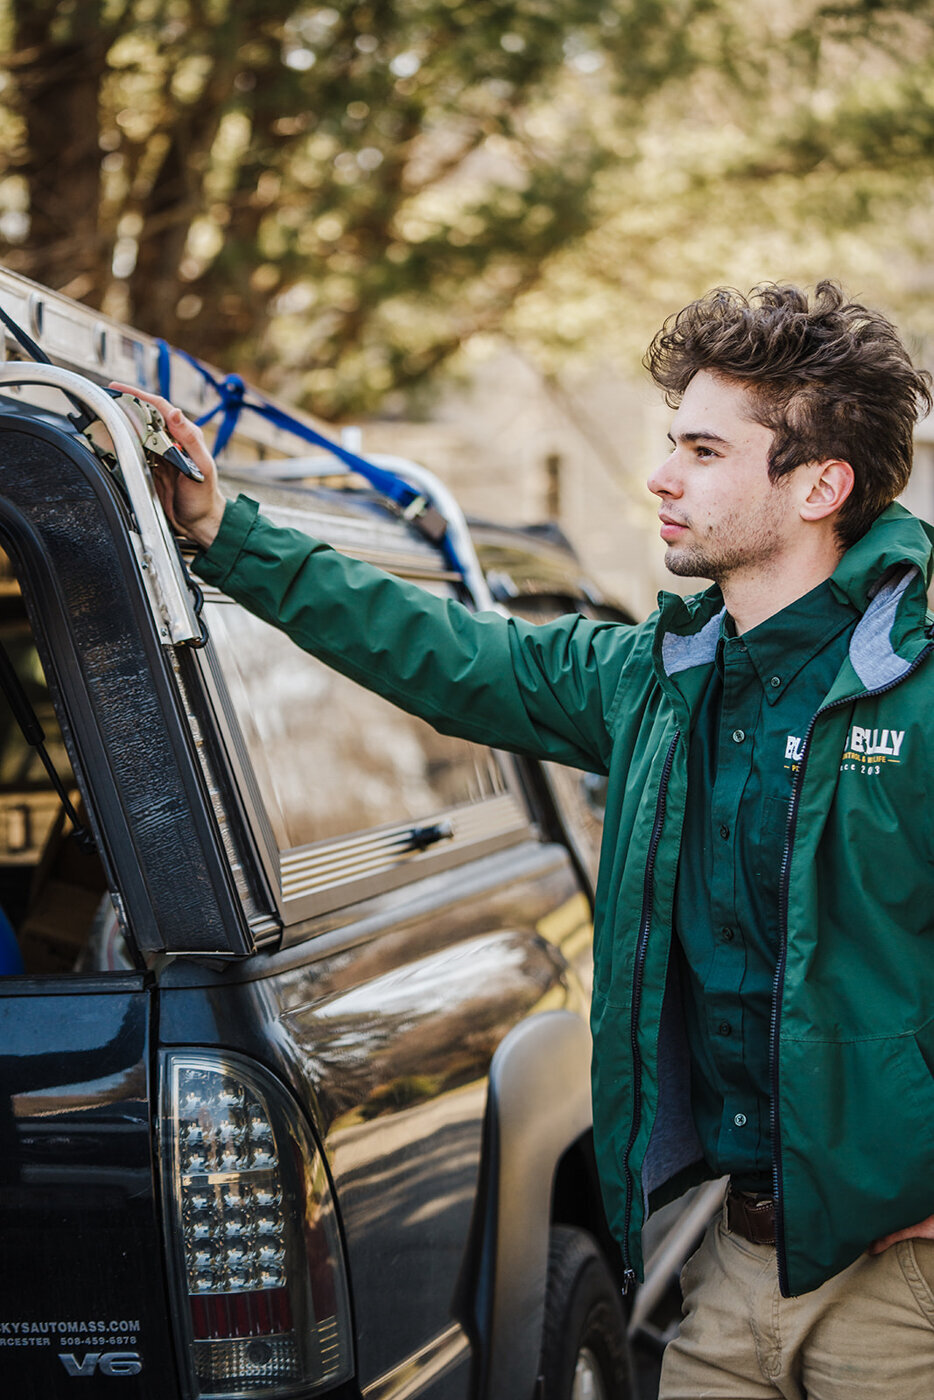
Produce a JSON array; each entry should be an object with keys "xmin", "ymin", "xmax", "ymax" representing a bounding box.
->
[{"xmin": 659, "ymin": 514, "xmax": 688, "ymax": 541}]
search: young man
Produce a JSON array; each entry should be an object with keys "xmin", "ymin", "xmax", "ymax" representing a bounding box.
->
[{"xmin": 125, "ymin": 281, "xmax": 934, "ymax": 1397}]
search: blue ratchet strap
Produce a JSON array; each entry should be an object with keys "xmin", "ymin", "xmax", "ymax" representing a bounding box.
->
[
  {"xmin": 155, "ymin": 337, "xmax": 173, "ymax": 399},
  {"xmin": 156, "ymin": 342, "xmax": 247, "ymax": 457},
  {"xmin": 153, "ymin": 339, "xmax": 458, "ymax": 570}
]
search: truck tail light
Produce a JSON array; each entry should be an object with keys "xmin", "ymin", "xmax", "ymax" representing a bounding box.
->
[{"xmin": 160, "ymin": 1052, "xmax": 353, "ymax": 1398}]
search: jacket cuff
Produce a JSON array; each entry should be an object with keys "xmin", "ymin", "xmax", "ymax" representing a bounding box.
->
[{"xmin": 193, "ymin": 494, "xmax": 260, "ymax": 590}]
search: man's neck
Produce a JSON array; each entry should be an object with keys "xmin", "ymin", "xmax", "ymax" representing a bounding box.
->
[{"xmin": 720, "ymin": 549, "xmax": 844, "ymax": 636}]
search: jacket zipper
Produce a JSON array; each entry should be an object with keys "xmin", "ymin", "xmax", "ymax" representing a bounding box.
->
[
  {"xmin": 771, "ymin": 641, "xmax": 934, "ymax": 1296},
  {"xmin": 621, "ymin": 731, "xmax": 680, "ymax": 1292}
]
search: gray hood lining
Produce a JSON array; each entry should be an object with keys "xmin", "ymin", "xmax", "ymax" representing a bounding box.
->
[
  {"xmin": 660, "ymin": 568, "xmax": 919, "ymax": 691},
  {"xmin": 848, "ymin": 566, "xmax": 917, "ymax": 691},
  {"xmin": 661, "ymin": 608, "xmax": 725, "ymax": 677}
]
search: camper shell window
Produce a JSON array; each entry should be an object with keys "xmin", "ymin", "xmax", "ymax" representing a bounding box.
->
[{"xmin": 0, "ymin": 547, "xmax": 127, "ymax": 975}]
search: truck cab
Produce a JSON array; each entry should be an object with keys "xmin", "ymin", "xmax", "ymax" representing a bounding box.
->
[{"xmin": 0, "ymin": 268, "xmax": 647, "ymax": 1400}]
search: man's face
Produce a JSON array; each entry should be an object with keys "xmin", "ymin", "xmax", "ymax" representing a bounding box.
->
[{"xmin": 647, "ymin": 370, "xmax": 799, "ymax": 584}]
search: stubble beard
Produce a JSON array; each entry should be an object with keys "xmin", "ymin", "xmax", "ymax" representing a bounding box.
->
[{"xmin": 663, "ymin": 510, "xmax": 787, "ymax": 586}]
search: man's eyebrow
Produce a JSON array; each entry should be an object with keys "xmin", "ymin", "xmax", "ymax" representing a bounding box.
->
[{"xmin": 667, "ymin": 429, "xmax": 732, "ymax": 446}]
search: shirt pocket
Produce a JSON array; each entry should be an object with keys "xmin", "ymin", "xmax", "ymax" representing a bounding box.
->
[{"xmin": 762, "ymin": 792, "xmax": 792, "ymax": 841}]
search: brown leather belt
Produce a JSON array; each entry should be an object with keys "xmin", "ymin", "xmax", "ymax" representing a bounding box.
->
[{"xmin": 726, "ymin": 1185, "xmax": 776, "ymax": 1245}]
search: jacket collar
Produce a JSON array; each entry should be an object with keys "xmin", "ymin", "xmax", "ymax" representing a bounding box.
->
[
  {"xmin": 654, "ymin": 503, "xmax": 934, "ymax": 697},
  {"xmin": 830, "ymin": 501, "xmax": 934, "ymax": 609}
]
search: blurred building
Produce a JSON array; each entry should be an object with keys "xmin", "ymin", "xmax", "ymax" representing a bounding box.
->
[
  {"xmin": 362, "ymin": 349, "xmax": 685, "ymax": 622},
  {"xmin": 363, "ymin": 348, "xmax": 934, "ymax": 621},
  {"xmin": 902, "ymin": 410, "xmax": 934, "ymax": 530}
]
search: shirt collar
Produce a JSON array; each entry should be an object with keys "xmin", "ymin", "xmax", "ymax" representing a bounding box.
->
[{"xmin": 719, "ymin": 579, "xmax": 860, "ymax": 704}]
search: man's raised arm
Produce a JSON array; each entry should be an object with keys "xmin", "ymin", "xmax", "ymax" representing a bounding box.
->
[{"xmin": 116, "ymin": 388, "xmax": 638, "ymax": 774}]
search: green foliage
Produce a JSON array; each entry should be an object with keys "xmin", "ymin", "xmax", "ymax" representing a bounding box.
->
[
  {"xmin": 506, "ymin": 0, "xmax": 934, "ymax": 377},
  {"xmin": 0, "ymin": 0, "xmax": 933, "ymax": 416},
  {"xmin": 0, "ymin": 0, "xmax": 633, "ymax": 413}
]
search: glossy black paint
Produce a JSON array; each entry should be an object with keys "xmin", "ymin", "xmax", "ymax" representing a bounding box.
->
[
  {"xmin": 0, "ymin": 400, "xmax": 613, "ymax": 1400},
  {"xmin": 0, "ymin": 976, "xmax": 177, "ymax": 1399},
  {"xmin": 158, "ymin": 841, "xmax": 593, "ymax": 1397}
]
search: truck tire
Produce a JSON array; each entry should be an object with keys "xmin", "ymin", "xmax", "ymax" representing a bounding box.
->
[{"xmin": 538, "ymin": 1226, "xmax": 633, "ymax": 1400}]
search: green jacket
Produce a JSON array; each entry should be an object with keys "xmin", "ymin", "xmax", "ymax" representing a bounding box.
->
[{"xmin": 196, "ymin": 495, "xmax": 934, "ymax": 1298}]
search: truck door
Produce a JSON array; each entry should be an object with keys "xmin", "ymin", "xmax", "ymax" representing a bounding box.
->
[{"xmin": 167, "ymin": 506, "xmax": 596, "ymax": 1396}]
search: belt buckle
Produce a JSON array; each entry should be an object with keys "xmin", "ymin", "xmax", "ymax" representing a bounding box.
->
[{"xmin": 727, "ymin": 1183, "xmax": 776, "ymax": 1246}]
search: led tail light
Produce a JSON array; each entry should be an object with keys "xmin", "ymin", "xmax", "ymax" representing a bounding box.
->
[{"xmin": 161, "ymin": 1052, "xmax": 353, "ymax": 1398}]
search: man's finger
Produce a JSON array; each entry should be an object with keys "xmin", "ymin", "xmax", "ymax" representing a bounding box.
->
[
  {"xmin": 108, "ymin": 381, "xmax": 197, "ymax": 441},
  {"xmin": 109, "ymin": 382, "xmax": 173, "ymax": 418},
  {"xmin": 868, "ymin": 1213, "xmax": 934, "ymax": 1254},
  {"xmin": 108, "ymin": 383, "xmax": 216, "ymax": 480}
]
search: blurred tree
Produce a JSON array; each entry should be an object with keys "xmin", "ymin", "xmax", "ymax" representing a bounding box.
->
[
  {"xmin": 0, "ymin": 0, "xmax": 721, "ymax": 414},
  {"xmin": 3, "ymin": 0, "xmax": 116, "ymax": 305},
  {"xmin": 508, "ymin": 0, "xmax": 934, "ymax": 371},
  {"xmin": 0, "ymin": 0, "xmax": 932, "ymax": 417}
]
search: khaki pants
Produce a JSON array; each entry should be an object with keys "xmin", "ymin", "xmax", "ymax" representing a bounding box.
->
[{"xmin": 659, "ymin": 1201, "xmax": 934, "ymax": 1399}]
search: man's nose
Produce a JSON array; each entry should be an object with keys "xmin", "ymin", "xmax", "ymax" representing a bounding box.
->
[{"xmin": 647, "ymin": 452, "xmax": 681, "ymax": 499}]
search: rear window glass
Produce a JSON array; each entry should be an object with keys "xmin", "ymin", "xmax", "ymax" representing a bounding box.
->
[
  {"xmin": 203, "ymin": 596, "xmax": 508, "ymax": 852},
  {"xmin": 0, "ymin": 629, "xmax": 70, "ymax": 854},
  {"xmin": 0, "ymin": 548, "xmax": 122, "ymax": 974}
]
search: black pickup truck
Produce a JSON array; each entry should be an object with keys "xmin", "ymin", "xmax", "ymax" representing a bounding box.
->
[{"xmin": 0, "ymin": 271, "xmax": 669, "ymax": 1400}]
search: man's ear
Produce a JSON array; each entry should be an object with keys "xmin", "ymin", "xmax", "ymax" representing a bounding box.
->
[{"xmin": 799, "ymin": 459, "xmax": 855, "ymax": 523}]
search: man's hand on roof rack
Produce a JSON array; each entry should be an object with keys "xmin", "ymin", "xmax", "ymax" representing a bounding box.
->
[
  {"xmin": 110, "ymin": 393, "xmax": 205, "ymax": 481},
  {"xmin": 110, "ymin": 384, "xmax": 227, "ymax": 551}
]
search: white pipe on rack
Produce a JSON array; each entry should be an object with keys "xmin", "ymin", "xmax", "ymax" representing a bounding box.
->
[
  {"xmin": 0, "ymin": 362, "xmax": 201, "ymax": 644},
  {"xmin": 233, "ymin": 451, "xmax": 497, "ymax": 613}
]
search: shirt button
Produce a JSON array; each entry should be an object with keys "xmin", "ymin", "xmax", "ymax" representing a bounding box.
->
[
  {"xmin": 721, "ymin": 926, "xmax": 734, "ymax": 942},
  {"xmin": 770, "ymin": 675, "xmax": 781, "ymax": 689},
  {"xmin": 734, "ymin": 1113, "xmax": 747, "ymax": 1127},
  {"xmin": 718, "ymin": 1021, "xmax": 732, "ymax": 1036},
  {"xmin": 719, "ymin": 824, "xmax": 730, "ymax": 839},
  {"xmin": 732, "ymin": 729, "xmax": 745, "ymax": 743}
]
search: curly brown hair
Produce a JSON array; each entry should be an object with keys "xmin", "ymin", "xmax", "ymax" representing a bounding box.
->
[{"xmin": 644, "ymin": 282, "xmax": 933, "ymax": 547}]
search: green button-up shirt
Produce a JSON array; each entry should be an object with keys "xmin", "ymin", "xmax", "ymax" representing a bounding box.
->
[{"xmin": 675, "ymin": 579, "xmax": 860, "ymax": 1186}]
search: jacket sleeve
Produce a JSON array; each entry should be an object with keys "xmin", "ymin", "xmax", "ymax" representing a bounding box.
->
[{"xmin": 193, "ymin": 494, "xmax": 641, "ymax": 775}]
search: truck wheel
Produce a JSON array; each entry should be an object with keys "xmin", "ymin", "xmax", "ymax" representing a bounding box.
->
[{"xmin": 539, "ymin": 1226, "xmax": 633, "ymax": 1400}]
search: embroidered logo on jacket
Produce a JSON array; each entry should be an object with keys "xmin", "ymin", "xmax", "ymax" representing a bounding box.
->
[
  {"xmin": 784, "ymin": 726, "xmax": 906, "ymax": 776},
  {"xmin": 840, "ymin": 725, "xmax": 905, "ymax": 774}
]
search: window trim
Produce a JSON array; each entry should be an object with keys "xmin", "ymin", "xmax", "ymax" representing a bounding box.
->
[
  {"xmin": 191, "ymin": 582, "xmax": 534, "ymax": 931},
  {"xmin": 0, "ymin": 413, "xmax": 262, "ymax": 959}
]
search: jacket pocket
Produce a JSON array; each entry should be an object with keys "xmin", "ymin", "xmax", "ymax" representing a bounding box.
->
[
  {"xmin": 912, "ymin": 1018, "xmax": 934, "ymax": 1079},
  {"xmin": 778, "ymin": 1029, "xmax": 934, "ymax": 1295}
]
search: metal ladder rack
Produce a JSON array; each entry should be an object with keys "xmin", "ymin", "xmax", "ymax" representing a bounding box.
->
[
  {"xmin": 0, "ymin": 264, "xmax": 495, "ymax": 610},
  {"xmin": 0, "ymin": 265, "xmax": 329, "ymax": 460}
]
